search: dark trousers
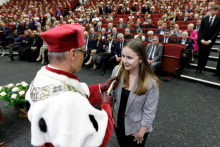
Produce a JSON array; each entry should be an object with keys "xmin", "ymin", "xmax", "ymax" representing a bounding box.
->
[
  {"xmin": 9, "ymin": 43, "xmax": 19, "ymax": 55},
  {"xmin": 44, "ymin": 49, "xmax": 48, "ymax": 63},
  {"xmin": 18, "ymin": 47, "xmax": 29, "ymax": 60},
  {"xmin": 115, "ymin": 127, "xmax": 149, "ymax": 147},
  {"xmin": 197, "ymin": 43, "xmax": 213, "ymax": 70},
  {"xmin": 180, "ymin": 54, "xmax": 190, "ymax": 71},
  {"xmin": 215, "ymin": 53, "xmax": 220, "ymax": 74},
  {"xmin": 98, "ymin": 53, "xmax": 113, "ymax": 69}
]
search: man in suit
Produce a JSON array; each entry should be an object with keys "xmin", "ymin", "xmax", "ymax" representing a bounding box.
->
[
  {"xmin": 98, "ymin": 17, "xmax": 105, "ymax": 24},
  {"xmin": 89, "ymin": 28, "xmax": 97, "ymax": 39},
  {"xmin": 101, "ymin": 28, "xmax": 107, "ymax": 39},
  {"xmin": 193, "ymin": 19, "xmax": 201, "ymax": 31},
  {"xmin": 8, "ymin": 31, "xmax": 23, "ymax": 62},
  {"xmin": 0, "ymin": 23, "xmax": 13, "ymax": 44},
  {"xmin": 170, "ymin": 13, "xmax": 179, "ymax": 21},
  {"xmin": 20, "ymin": 30, "xmax": 43, "ymax": 62},
  {"xmin": 117, "ymin": 4, "xmax": 123, "ymax": 14},
  {"xmin": 95, "ymin": 22, "xmax": 102, "ymax": 32},
  {"xmin": 136, "ymin": 19, "xmax": 144, "ymax": 28},
  {"xmin": 106, "ymin": 23, "xmax": 113, "ymax": 33},
  {"xmin": 142, "ymin": 2, "xmax": 150, "ymax": 14},
  {"xmin": 24, "ymin": 18, "xmax": 32, "ymax": 30},
  {"xmin": 99, "ymin": 3, "xmax": 104, "ymax": 15},
  {"xmin": 59, "ymin": 16, "xmax": 65, "ymax": 21},
  {"xmin": 146, "ymin": 36, "xmax": 163, "ymax": 72},
  {"xmin": 212, "ymin": 45, "xmax": 220, "ymax": 78},
  {"xmin": 18, "ymin": 30, "xmax": 32, "ymax": 60},
  {"xmin": 117, "ymin": 18, "xmax": 126, "ymax": 28},
  {"xmin": 97, "ymin": 34, "xmax": 116, "ymax": 76},
  {"xmin": 124, "ymin": 24, "xmax": 134, "ymax": 33},
  {"xmin": 176, "ymin": 32, "xmax": 193, "ymax": 73},
  {"xmin": 181, "ymin": 12, "xmax": 191, "ymax": 21},
  {"xmin": 105, "ymin": 2, "xmax": 111, "ymax": 14},
  {"xmin": 155, "ymin": 23, "xmax": 167, "ymax": 35},
  {"xmin": 159, "ymin": 29, "xmax": 174, "ymax": 43},
  {"xmin": 134, "ymin": 23, "xmax": 145, "ymax": 33},
  {"xmin": 170, "ymin": 24, "xmax": 183, "ymax": 37},
  {"xmin": 15, "ymin": 20, "xmax": 24, "ymax": 35},
  {"xmin": 196, "ymin": 4, "xmax": 220, "ymax": 74},
  {"xmin": 145, "ymin": 19, "xmax": 154, "ymax": 28},
  {"xmin": 112, "ymin": 28, "xmax": 119, "ymax": 39},
  {"xmin": 111, "ymin": 33, "xmax": 127, "ymax": 65},
  {"xmin": 124, "ymin": 28, "xmax": 133, "ymax": 40},
  {"xmin": 84, "ymin": 31, "xmax": 94, "ymax": 62}
]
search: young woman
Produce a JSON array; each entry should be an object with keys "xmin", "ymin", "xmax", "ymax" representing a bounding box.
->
[{"xmin": 112, "ymin": 39, "xmax": 161, "ymax": 147}]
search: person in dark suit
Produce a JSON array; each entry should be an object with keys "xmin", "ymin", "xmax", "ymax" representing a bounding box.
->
[
  {"xmin": 89, "ymin": 28, "xmax": 97, "ymax": 39},
  {"xmin": 124, "ymin": 28, "xmax": 133, "ymax": 40},
  {"xmin": 176, "ymin": 32, "xmax": 193, "ymax": 73},
  {"xmin": 97, "ymin": 34, "xmax": 116, "ymax": 75},
  {"xmin": 117, "ymin": 18, "xmax": 126, "ymax": 28},
  {"xmin": 170, "ymin": 13, "xmax": 179, "ymax": 21},
  {"xmin": 105, "ymin": 2, "xmax": 111, "ymax": 14},
  {"xmin": 95, "ymin": 22, "xmax": 102, "ymax": 32},
  {"xmin": 142, "ymin": 3, "xmax": 150, "ymax": 14},
  {"xmin": 85, "ymin": 34, "xmax": 104, "ymax": 69},
  {"xmin": 106, "ymin": 23, "xmax": 113, "ymax": 33},
  {"xmin": 124, "ymin": 24, "xmax": 134, "ymax": 33},
  {"xmin": 98, "ymin": 17, "xmax": 105, "ymax": 24},
  {"xmin": 111, "ymin": 33, "xmax": 127, "ymax": 65},
  {"xmin": 159, "ymin": 29, "xmax": 174, "ymax": 43},
  {"xmin": 193, "ymin": 19, "xmax": 201, "ymax": 31},
  {"xmin": 112, "ymin": 28, "xmax": 119, "ymax": 39},
  {"xmin": 40, "ymin": 14, "xmax": 46, "ymax": 26},
  {"xmin": 84, "ymin": 31, "xmax": 94, "ymax": 63},
  {"xmin": 101, "ymin": 28, "xmax": 107, "ymax": 39},
  {"xmin": 0, "ymin": 23, "xmax": 13, "ymax": 42},
  {"xmin": 212, "ymin": 45, "xmax": 220, "ymax": 78},
  {"xmin": 146, "ymin": 36, "xmax": 163, "ymax": 72},
  {"xmin": 99, "ymin": 3, "xmax": 104, "ymax": 15},
  {"xmin": 155, "ymin": 23, "xmax": 167, "ymax": 35},
  {"xmin": 134, "ymin": 23, "xmax": 145, "ymax": 33},
  {"xmin": 15, "ymin": 21, "xmax": 24, "ymax": 35},
  {"xmin": 24, "ymin": 18, "xmax": 32, "ymax": 30},
  {"xmin": 145, "ymin": 19, "xmax": 154, "ymax": 28},
  {"xmin": 8, "ymin": 31, "xmax": 23, "ymax": 62},
  {"xmin": 18, "ymin": 30, "xmax": 33, "ymax": 60},
  {"xmin": 20, "ymin": 30, "xmax": 43, "ymax": 62},
  {"xmin": 117, "ymin": 5, "xmax": 123, "ymax": 14},
  {"xmin": 181, "ymin": 12, "xmax": 191, "ymax": 21},
  {"xmin": 196, "ymin": 5, "xmax": 220, "ymax": 75}
]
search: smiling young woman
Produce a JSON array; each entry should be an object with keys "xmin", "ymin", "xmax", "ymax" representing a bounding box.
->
[{"xmin": 111, "ymin": 39, "xmax": 161, "ymax": 147}]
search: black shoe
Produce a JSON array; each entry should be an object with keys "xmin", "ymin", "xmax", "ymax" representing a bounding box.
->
[
  {"xmin": 101, "ymin": 70, "xmax": 105, "ymax": 76},
  {"xmin": 44, "ymin": 61, "xmax": 49, "ymax": 65},
  {"xmin": 7, "ymin": 58, "xmax": 14, "ymax": 62},
  {"xmin": 200, "ymin": 70, "xmax": 205, "ymax": 75},
  {"xmin": 212, "ymin": 73, "xmax": 220, "ymax": 77},
  {"xmin": 195, "ymin": 69, "xmax": 200, "ymax": 74}
]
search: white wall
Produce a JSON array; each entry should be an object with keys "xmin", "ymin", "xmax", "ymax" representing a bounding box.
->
[{"xmin": 0, "ymin": 0, "xmax": 8, "ymax": 6}]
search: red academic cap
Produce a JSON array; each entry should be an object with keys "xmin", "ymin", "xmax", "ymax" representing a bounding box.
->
[{"xmin": 40, "ymin": 23, "xmax": 85, "ymax": 52}]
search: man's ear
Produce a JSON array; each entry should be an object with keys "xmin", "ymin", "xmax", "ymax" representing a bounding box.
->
[{"xmin": 69, "ymin": 48, "xmax": 76, "ymax": 61}]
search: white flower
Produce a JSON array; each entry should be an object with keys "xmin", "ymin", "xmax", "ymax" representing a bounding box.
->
[
  {"xmin": 0, "ymin": 86, "xmax": 2, "ymax": 91},
  {"xmin": 7, "ymin": 83, "xmax": 14, "ymax": 88},
  {"xmin": 11, "ymin": 94, "xmax": 17, "ymax": 99},
  {"xmin": 19, "ymin": 91, "xmax": 25, "ymax": 96},
  {"xmin": 12, "ymin": 87, "xmax": 19, "ymax": 92},
  {"xmin": 21, "ymin": 83, "xmax": 28, "ymax": 87},
  {"xmin": 21, "ymin": 81, "xmax": 26, "ymax": 84},
  {"xmin": 16, "ymin": 83, "xmax": 21, "ymax": 86},
  {"xmin": 0, "ymin": 92, "xmax": 6, "ymax": 96}
]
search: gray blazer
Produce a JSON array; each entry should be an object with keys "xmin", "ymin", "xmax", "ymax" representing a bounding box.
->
[
  {"xmin": 111, "ymin": 65, "xmax": 159, "ymax": 135},
  {"xmin": 146, "ymin": 43, "xmax": 163, "ymax": 64},
  {"xmin": 117, "ymin": 23, "xmax": 126, "ymax": 28},
  {"xmin": 89, "ymin": 33, "xmax": 97, "ymax": 39},
  {"xmin": 170, "ymin": 30, "xmax": 183, "ymax": 37}
]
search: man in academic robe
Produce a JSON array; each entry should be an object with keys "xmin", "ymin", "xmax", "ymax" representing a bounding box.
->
[{"xmin": 25, "ymin": 24, "xmax": 119, "ymax": 147}]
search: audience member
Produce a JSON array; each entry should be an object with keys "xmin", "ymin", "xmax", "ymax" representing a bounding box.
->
[
  {"xmin": 8, "ymin": 31, "xmax": 23, "ymax": 62},
  {"xmin": 106, "ymin": 23, "xmax": 113, "ymax": 33},
  {"xmin": 193, "ymin": 19, "xmax": 201, "ymax": 31},
  {"xmin": 105, "ymin": 2, "xmax": 112, "ymax": 14},
  {"xmin": 145, "ymin": 19, "xmax": 154, "ymax": 28},
  {"xmin": 112, "ymin": 33, "xmax": 127, "ymax": 65},
  {"xmin": 145, "ymin": 31, "xmax": 154, "ymax": 42},
  {"xmin": 124, "ymin": 28, "xmax": 133, "ymax": 40},
  {"xmin": 167, "ymin": 21, "xmax": 175, "ymax": 30},
  {"xmin": 99, "ymin": 2, "xmax": 104, "ymax": 15},
  {"xmin": 101, "ymin": 28, "xmax": 107, "ymax": 39},
  {"xmin": 112, "ymin": 28, "xmax": 119, "ymax": 39},
  {"xmin": 0, "ymin": 23, "xmax": 13, "ymax": 43},
  {"xmin": 176, "ymin": 32, "xmax": 193, "ymax": 73},
  {"xmin": 159, "ymin": 29, "xmax": 174, "ymax": 43},
  {"xmin": 95, "ymin": 22, "xmax": 102, "ymax": 32},
  {"xmin": 181, "ymin": 12, "xmax": 191, "ymax": 21},
  {"xmin": 170, "ymin": 24, "xmax": 183, "ymax": 37},
  {"xmin": 134, "ymin": 23, "xmax": 145, "ymax": 33},
  {"xmin": 155, "ymin": 23, "xmax": 167, "ymax": 35},
  {"xmin": 106, "ymin": 14, "xmax": 113, "ymax": 21},
  {"xmin": 134, "ymin": 30, "xmax": 145, "ymax": 41},
  {"xmin": 170, "ymin": 13, "xmax": 179, "ymax": 21},
  {"xmin": 84, "ymin": 31, "xmax": 94, "ymax": 62},
  {"xmin": 99, "ymin": 17, "xmax": 105, "ymax": 24},
  {"xmin": 89, "ymin": 28, "xmax": 97, "ymax": 39},
  {"xmin": 24, "ymin": 18, "xmax": 32, "ymax": 30},
  {"xmin": 117, "ymin": 18, "xmax": 126, "ymax": 28},
  {"xmin": 97, "ymin": 34, "xmax": 116, "ymax": 76},
  {"xmin": 146, "ymin": 36, "xmax": 163, "ymax": 72}
]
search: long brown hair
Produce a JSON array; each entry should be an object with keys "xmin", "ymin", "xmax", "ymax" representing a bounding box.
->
[{"xmin": 120, "ymin": 39, "xmax": 161, "ymax": 95}]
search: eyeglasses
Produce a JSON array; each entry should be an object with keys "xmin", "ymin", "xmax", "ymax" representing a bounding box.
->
[{"xmin": 76, "ymin": 49, "xmax": 89, "ymax": 55}]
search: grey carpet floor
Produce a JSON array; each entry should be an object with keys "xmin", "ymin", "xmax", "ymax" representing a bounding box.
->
[{"xmin": 0, "ymin": 56, "xmax": 220, "ymax": 147}]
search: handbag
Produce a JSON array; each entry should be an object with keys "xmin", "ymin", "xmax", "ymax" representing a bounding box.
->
[{"xmin": 0, "ymin": 109, "xmax": 4, "ymax": 124}]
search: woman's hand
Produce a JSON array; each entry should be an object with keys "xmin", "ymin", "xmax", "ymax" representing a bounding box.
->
[{"xmin": 132, "ymin": 133, "xmax": 144, "ymax": 144}]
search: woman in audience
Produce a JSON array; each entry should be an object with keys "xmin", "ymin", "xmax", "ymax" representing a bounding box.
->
[
  {"xmin": 134, "ymin": 30, "xmax": 145, "ymax": 41},
  {"xmin": 131, "ymin": 3, "xmax": 137, "ymax": 13},
  {"xmin": 128, "ymin": 13, "xmax": 134, "ymax": 18},
  {"xmin": 150, "ymin": 7, "xmax": 156, "ymax": 14},
  {"xmin": 199, "ymin": 10, "xmax": 205, "ymax": 18},
  {"xmin": 157, "ymin": 20, "xmax": 164, "ymax": 29},
  {"xmin": 174, "ymin": 7, "xmax": 181, "ymax": 13},
  {"xmin": 28, "ymin": 29, "xmax": 33, "ymax": 36},
  {"xmin": 37, "ymin": 27, "xmax": 42, "ymax": 35},
  {"xmin": 145, "ymin": 31, "xmax": 154, "ymax": 42},
  {"xmin": 184, "ymin": 23, "xmax": 199, "ymax": 62},
  {"xmin": 85, "ymin": 34, "xmax": 104, "ymax": 69},
  {"xmin": 143, "ymin": 18, "xmax": 149, "ymax": 25},
  {"xmin": 112, "ymin": 39, "xmax": 160, "ymax": 147},
  {"xmin": 158, "ymin": 7, "xmax": 165, "ymax": 14},
  {"xmin": 127, "ymin": 18, "xmax": 134, "ymax": 25}
]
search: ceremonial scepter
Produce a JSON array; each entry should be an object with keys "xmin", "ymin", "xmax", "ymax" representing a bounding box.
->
[{"xmin": 106, "ymin": 61, "xmax": 123, "ymax": 96}]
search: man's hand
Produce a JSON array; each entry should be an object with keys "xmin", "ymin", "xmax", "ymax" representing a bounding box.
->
[
  {"xmin": 91, "ymin": 50, "xmax": 96, "ymax": 54},
  {"xmin": 148, "ymin": 59, "xmax": 153, "ymax": 64},
  {"xmin": 100, "ymin": 76, "xmax": 119, "ymax": 93},
  {"xmin": 173, "ymin": 28, "xmax": 178, "ymax": 33}
]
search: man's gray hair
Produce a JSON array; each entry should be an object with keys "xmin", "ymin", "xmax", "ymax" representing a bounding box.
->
[
  {"xmin": 125, "ymin": 28, "xmax": 130, "ymax": 32},
  {"xmin": 117, "ymin": 33, "xmax": 124, "ymax": 38},
  {"xmin": 90, "ymin": 28, "xmax": 94, "ymax": 31},
  {"xmin": 152, "ymin": 36, "xmax": 159, "ymax": 40},
  {"xmin": 48, "ymin": 45, "xmax": 85, "ymax": 64},
  {"xmin": 119, "ymin": 18, "xmax": 123, "ymax": 21}
]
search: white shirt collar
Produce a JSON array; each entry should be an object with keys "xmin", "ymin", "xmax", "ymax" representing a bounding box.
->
[
  {"xmin": 210, "ymin": 15, "xmax": 216, "ymax": 19},
  {"xmin": 48, "ymin": 64, "xmax": 59, "ymax": 70}
]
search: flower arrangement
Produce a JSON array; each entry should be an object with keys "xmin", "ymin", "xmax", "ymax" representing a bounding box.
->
[{"xmin": 0, "ymin": 82, "xmax": 29, "ymax": 110}]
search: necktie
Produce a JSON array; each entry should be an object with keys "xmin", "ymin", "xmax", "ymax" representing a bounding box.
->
[
  {"xmin": 86, "ymin": 39, "xmax": 88, "ymax": 50},
  {"xmin": 209, "ymin": 18, "xmax": 213, "ymax": 29},
  {"xmin": 149, "ymin": 46, "xmax": 155, "ymax": 60}
]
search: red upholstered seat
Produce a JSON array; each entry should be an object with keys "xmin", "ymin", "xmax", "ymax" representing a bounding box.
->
[{"xmin": 179, "ymin": 25, "xmax": 188, "ymax": 30}]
